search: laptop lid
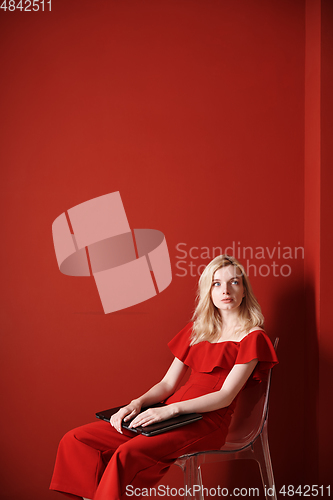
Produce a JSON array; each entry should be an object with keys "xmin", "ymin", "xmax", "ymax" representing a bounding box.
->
[{"xmin": 96, "ymin": 405, "xmax": 202, "ymax": 437}]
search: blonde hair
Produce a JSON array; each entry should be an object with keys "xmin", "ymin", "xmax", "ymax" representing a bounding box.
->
[{"xmin": 191, "ymin": 255, "xmax": 264, "ymax": 345}]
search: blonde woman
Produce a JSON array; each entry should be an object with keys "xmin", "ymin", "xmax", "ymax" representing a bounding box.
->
[{"xmin": 50, "ymin": 255, "xmax": 278, "ymax": 500}]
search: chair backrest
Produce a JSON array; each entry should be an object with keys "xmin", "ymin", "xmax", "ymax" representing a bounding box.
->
[{"xmin": 222, "ymin": 337, "xmax": 279, "ymax": 449}]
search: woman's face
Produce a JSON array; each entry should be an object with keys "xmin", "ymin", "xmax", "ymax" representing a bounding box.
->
[{"xmin": 211, "ymin": 265, "xmax": 245, "ymax": 313}]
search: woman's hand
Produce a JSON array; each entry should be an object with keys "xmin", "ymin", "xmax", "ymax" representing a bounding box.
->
[
  {"xmin": 110, "ymin": 400, "xmax": 142, "ymax": 434},
  {"xmin": 128, "ymin": 404, "xmax": 178, "ymax": 429}
]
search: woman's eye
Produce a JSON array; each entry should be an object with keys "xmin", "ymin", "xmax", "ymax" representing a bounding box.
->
[
  {"xmin": 212, "ymin": 282, "xmax": 220, "ymax": 287},
  {"xmin": 231, "ymin": 280, "xmax": 239, "ymax": 285}
]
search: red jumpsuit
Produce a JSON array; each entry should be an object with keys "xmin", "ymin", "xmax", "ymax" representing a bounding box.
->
[{"xmin": 50, "ymin": 324, "xmax": 278, "ymax": 500}]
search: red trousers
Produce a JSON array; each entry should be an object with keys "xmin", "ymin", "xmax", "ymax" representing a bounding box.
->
[{"xmin": 50, "ymin": 411, "xmax": 231, "ymax": 500}]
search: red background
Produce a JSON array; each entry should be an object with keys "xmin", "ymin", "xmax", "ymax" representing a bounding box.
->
[{"xmin": 0, "ymin": 0, "xmax": 332, "ymax": 499}]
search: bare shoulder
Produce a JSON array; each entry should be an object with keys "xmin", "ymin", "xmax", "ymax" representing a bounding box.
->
[
  {"xmin": 239, "ymin": 327, "xmax": 266, "ymax": 341},
  {"xmin": 248, "ymin": 327, "xmax": 265, "ymax": 333}
]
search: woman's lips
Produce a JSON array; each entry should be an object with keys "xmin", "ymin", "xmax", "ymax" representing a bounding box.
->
[{"xmin": 221, "ymin": 298, "xmax": 233, "ymax": 303}]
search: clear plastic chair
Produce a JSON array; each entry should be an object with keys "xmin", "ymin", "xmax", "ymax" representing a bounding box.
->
[{"xmin": 174, "ymin": 338, "xmax": 279, "ymax": 500}]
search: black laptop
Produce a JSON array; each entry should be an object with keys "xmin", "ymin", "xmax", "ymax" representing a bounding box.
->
[{"xmin": 96, "ymin": 404, "xmax": 202, "ymax": 437}]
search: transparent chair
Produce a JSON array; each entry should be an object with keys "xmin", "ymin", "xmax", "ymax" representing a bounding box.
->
[{"xmin": 175, "ymin": 338, "xmax": 279, "ymax": 500}]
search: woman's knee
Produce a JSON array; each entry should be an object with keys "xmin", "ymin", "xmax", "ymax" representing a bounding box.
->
[
  {"xmin": 58, "ymin": 424, "xmax": 91, "ymax": 450},
  {"xmin": 112, "ymin": 438, "xmax": 155, "ymax": 470}
]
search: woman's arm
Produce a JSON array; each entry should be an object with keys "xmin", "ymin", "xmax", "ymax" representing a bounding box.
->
[
  {"xmin": 110, "ymin": 357, "xmax": 187, "ymax": 433},
  {"xmin": 131, "ymin": 357, "xmax": 188, "ymax": 409},
  {"xmin": 128, "ymin": 358, "xmax": 258, "ymax": 429}
]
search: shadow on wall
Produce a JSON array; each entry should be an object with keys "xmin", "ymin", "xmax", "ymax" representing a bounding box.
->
[{"xmin": 269, "ymin": 280, "xmax": 319, "ymax": 485}]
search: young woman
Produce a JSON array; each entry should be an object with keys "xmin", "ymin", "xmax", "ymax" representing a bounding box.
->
[{"xmin": 50, "ymin": 255, "xmax": 278, "ymax": 500}]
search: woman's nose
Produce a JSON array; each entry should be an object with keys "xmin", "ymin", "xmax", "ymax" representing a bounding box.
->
[{"xmin": 222, "ymin": 283, "xmax": 229, "ymax": 294}]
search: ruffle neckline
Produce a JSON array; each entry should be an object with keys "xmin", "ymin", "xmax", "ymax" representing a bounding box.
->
[
  {"xmin": 168, "ymin": 323, "xmax": 278, "ymax": 380},
  {"xmin": 201, "ymin": 328, "xmax": 262, "ymax": 345}
]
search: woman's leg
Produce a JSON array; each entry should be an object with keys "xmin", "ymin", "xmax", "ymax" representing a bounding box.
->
[
  {"xmin": 50, "ymin": 420, "xmax": 136, "ymax": 499},
  {"xmin": 94, "ymin": 414, "xmax": 230, "ymax": 500},
  {"xmin": 51, "ymin": 412, "xmax": 231, "ymax": 500}
]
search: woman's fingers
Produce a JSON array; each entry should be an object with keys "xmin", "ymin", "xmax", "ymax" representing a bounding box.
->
[
  {"xmin": 129, "ymin": 406, "xmax": 176, "ymax": 428},
  {"xmin": 110, "ymin": 403, "xmax": 142, "ymax": 433},
  {"xmin": 127, "ymin": 413, "xmax": 143, "ymax": 428},
  {"xmin": 129, "ymin": 409, "xmax": 159, "ymax": 428},
  {"xmin": 123, "ymin": 408, "xmax": 138, "ymax": 422},
  {"xmin": 110, "ymin": 408, "xmax": 129, "ymax": 433},
  {"xmin": 110, "ymin": 415, "xmax": 123, "ymax": 434}
]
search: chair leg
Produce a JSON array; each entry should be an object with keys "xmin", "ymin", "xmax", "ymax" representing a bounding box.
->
[
  {"xmin": 183, "ymin": 456, "xmax": 204, "ymax": 500},
  {"xmin": 253, "ymin": 423, "xmax": 277, "ymax": 500}
]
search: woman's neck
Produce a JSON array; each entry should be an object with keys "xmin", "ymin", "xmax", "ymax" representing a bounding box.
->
[{"xmin": 219, "ymin": 310, "xmax": 242, "ymax": 338}]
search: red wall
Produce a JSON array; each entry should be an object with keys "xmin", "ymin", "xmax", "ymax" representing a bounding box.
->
[
  {"xmin": 0, "ymin": 1, "xmax": 329, "ymax": 499},
  {"xmin": 304, "ymin": 0, "xmax": 333, "ymax": 486},
  {"xmin": 304, "ymin": 0, "xmax": 321, "ymax": 482},
  {"xmin": 318, "ymin": 0, "xmax": 333, "ymax": 486}
]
